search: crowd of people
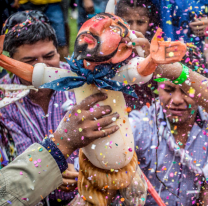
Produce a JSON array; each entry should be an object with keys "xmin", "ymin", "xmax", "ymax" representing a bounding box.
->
[{"xmin": 1, "ymin": 0, "xmax": 208, "ymax": 205}]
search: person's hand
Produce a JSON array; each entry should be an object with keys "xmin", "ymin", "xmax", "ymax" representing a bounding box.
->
[
  {"xmin": 54, "ymin": 93, "xmax": 120, "ymax": 158},
  {"xmin": 189, "ymin": 17, "xmax": 208, "ymax": 37},
  {"xmin": 122, "ymin": 31, "xmax": 150, "ymax": 57},
  {"xmin": 58, "ymin": 163, "xmax": 79, "ymax": 192},
  {"xmin": 83, "ymin": 0, "xmax": 94, "ymax": 14}
]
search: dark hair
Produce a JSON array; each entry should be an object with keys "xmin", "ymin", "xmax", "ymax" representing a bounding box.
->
[
  {"xmin": 2, "ymin": 10, "xmax": 58, "ymax": 57},
  {"xmin": 115, "ymin": 0, "xmax": 160, "ymax": 41}
]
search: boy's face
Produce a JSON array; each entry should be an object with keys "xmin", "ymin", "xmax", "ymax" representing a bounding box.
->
[
  {"xmin": 158, "ymin": 82, "xmax": 198, "ymax": 125},
  {"xmin": 121, "ymin": 7, "xmax": 150, "ymax": 35},
  {"xmin": 12, "ymin": 39, "xmax": 60, "ymax": 85}
]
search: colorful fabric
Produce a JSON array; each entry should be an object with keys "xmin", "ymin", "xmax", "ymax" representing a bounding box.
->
[
  {"xmin": 40, "ymin": 137, "xmax": 68, "ymax": 173},
  {"xmin": 0, "ymin": 61, "xmax": 79, "ymax": 203},
  {"xmin": 129, "ymin": 102, "xmax": 208, "ymax": 206},
  {"xmin": 41, "ymin": 57, "xmax": 138, "ymax": 98}
]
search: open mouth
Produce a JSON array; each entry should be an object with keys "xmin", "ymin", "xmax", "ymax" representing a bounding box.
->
[{"xmin": 82, "ymin": 34, "xmax": 96, "ymax": 44}]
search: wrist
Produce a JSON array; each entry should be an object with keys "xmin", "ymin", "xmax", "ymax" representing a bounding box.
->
[
  {"xmin": 53, "ymin": 132, "xmax": 74, "ymax": 159},
  {"xmin": 156, "ymin": 62, "xmax": 182, "ymax": 80}
]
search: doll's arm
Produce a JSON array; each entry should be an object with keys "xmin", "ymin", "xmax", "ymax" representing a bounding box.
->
[{"xmin": 137, "ymin": 28, "xmax": 187, "ymax": 76}]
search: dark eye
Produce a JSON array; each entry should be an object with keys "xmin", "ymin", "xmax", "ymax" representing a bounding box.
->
[
  {"xmin": 24, "ymin": 59, "xmax": 36, "ymax": 64},
  {"xmin": 164, "ymin": 89, "xmax": 173, "ymax": 93},
  {"xmin": 44, "ymin": 55, "xmax": 54, "ymax": 60},
  {"xmin": 137, "ymin": 20, "xmax": 145, "ymax": 25},
  {"xmin": 127, "ymin": 20, "xmax": 133, "ymax": 25}
]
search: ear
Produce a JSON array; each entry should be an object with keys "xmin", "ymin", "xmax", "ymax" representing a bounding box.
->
[{"xmin": 110, "ymin": 43, "xmax": 132, "ymax": 64}]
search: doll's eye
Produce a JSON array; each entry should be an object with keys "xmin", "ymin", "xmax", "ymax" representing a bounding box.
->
[
  {"xmin": 109, "ymin": 26, "xmax": 121, "ymax": 35},
  {"xmin": 94, "ymin": 15, "xmax": 106, "ymax": 20}
]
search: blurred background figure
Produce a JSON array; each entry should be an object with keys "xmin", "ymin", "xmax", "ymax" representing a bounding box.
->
[
  {"xmin": 76, "ymin": 0, "xmax": 108, "ymax": 29},
  {"xmin": 115, "ymin": 0, "xmax": 160, "ymax": 111},
  {"xmin": 18, "ymin": 0, "xmax": 69, "ymax": 61},
  {"xmin": 151, "ymin": 0, "xmax": 208, "ymax": 51}
]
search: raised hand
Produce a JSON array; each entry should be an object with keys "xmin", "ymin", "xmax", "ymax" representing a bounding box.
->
[{"xmin": 150, "ymin": 28, "xmax": 187, "ymax": 64}]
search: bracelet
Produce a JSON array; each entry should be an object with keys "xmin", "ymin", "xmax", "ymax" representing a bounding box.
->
[{"xmin": 154, "ymin": 63, "xmax": 189, "ymax": 84}]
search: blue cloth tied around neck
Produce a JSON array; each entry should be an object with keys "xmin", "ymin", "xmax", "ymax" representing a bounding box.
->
[{"xmin": 40, "ymin": 56, "xmax": 138, "ymax": 98}]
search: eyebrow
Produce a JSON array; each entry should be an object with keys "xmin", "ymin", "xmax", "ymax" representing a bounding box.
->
[
  {"xmin": 20, "ymin": 50, "xmax": 55, "ymax": 61},
  {"xmin": 98, "ymin": 12, "xmax": 128, "ymax": 37}
]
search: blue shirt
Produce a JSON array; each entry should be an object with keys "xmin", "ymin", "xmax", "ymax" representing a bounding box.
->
[
  {"xmin": 151, "ymin": 0, "xmax": 207, "ymax": 50},
  {"xmin": 129, "ymin": 102, "xmax": 208, "ymax": 206}
]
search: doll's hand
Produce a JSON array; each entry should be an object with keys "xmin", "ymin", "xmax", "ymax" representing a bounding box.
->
[
  {"xmin": 150, "ymin": 28, "xmax": 187, "ymax": 64},
  {"xmin": 59, "ymin": 163, "xmax": 78, "ymax": 192},
  {"xmin": 189, "ymin": 17, "xmax": 208, "ymax": 37}
]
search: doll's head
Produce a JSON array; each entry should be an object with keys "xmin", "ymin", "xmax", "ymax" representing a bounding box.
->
[{"xmin": 74, "ymin": 13, "xmax": 132, "ymax": 64}]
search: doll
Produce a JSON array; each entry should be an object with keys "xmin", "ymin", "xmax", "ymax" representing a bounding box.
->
[{"xmin": 0, "ymin": 13, "xmax": 186, "ymax": 205}]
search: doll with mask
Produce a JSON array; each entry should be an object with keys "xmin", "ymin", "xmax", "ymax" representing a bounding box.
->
[{"xmin": 0, "ymin": 13, "xmax": 186, "ymax": 205}]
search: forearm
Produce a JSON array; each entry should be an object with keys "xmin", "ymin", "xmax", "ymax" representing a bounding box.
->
[
  {"xmin": 0, "ymin": 143, "xmax": 63, "ymax": 206},
  {"xmin": 155, "ymin": 62, "xmax": 208, "ymax": 112}
]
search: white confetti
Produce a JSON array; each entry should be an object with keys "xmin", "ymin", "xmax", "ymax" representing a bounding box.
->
[
  {"xmin": 113, "ymin": 99, "xmax": 116, "ymax": 103},
  {"xmin": 91, "ymin": 144, "xmax": 96, "ymax": 149},
  {"xmin": 112, "ymin": 117, "xmax": 117, "ymax": 121},
  {"xmin": 54, "ymin": 103, "xmax": 59, "ymax": 108}
]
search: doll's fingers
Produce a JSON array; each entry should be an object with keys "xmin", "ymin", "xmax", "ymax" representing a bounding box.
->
[
  {"xmin": 79, "ymin": 92, "xmax": 108, "ymax": 110},
  {"xmin": 165, "ymin": 56, "xmax": 184, "ymax": 63},
  {"xmin": 166, "ymin": 47, "xmax": 185, "ymax": 53},
  {"xmin": 165, "ymin": 51, "xmax": 184, "ymax": 58},
  {"xmin": 87, "ymin": 105, "xmax": 112, "ymax": 119},
  {"xmin": 89, "ymin": 125, "xmax": 119, "ymax": 139},
  {"xmin": 92, "ymin": 112, "xmax": 119, "ymax": 130}
]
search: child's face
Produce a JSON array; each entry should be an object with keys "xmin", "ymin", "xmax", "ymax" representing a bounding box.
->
[{"xmin": 121, "ymin": 7, "xmax": 150, "ymax": 35}]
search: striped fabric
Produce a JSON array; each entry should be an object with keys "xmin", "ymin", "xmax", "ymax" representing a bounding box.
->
[{"xmin": 0, "ymin": 62, "xmax": 79, "ymax": 203}]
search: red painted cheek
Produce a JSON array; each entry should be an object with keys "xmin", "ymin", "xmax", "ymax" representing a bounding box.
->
[{"xmin": 100, "ymin": 30, "xmax": 122, "ymax": 55}]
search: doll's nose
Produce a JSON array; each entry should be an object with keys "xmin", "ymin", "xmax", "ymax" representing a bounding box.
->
[{"xmin": 89, "ymin": 18, "xmax": 112, "ymax": 36}]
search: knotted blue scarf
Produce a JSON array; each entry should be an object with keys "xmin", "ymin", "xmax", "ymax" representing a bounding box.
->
[{"xmin": 40, "ymin": 56, "xmax": 138, "ymax": 98}]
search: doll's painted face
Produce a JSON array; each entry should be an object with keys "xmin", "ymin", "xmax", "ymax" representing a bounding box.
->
[{"xmin": 74, "ymin": 13, "xmax": 130, "ymax": 62}]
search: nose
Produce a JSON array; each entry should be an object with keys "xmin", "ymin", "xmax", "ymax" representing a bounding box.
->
[
  {"xmin": 89, "ymin": 18, "xmax": 112, "ymax": 36},
  {"xmin": 171, "ymin": 90, "xmax": 184, "ymax": 106},
  {"xmin": 130, "ymin": 21, "xmax": 138, "ymax": 32}
]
